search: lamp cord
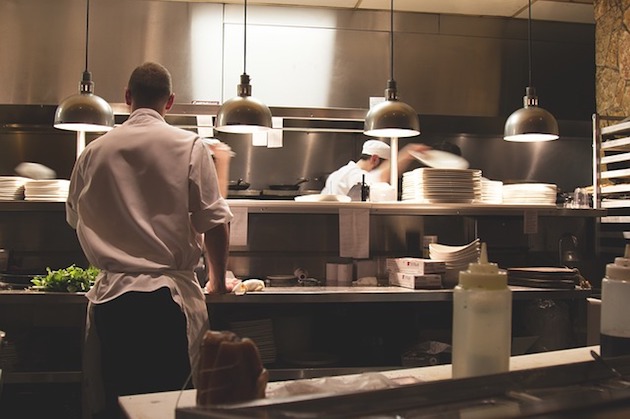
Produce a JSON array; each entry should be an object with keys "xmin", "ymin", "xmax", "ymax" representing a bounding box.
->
[
  {"xmin": 85, "ymin": 0, "xmax": 90, "ymax": 73},
  {"xmin": 243, "ymin": 0, "xmax": 248, "ymax": 75},
  {"xmin": 527, "ymin": 0, "xmax": 532, "ymax": 88},
  {"xmin": 389, "ymin": 0, "xmax": 394, "ymax": 82}
]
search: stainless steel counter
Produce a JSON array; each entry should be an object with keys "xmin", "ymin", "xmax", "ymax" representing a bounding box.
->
[
  {"xmin": 119, "ymin": 346, "xmax": 603, "ymax": 419},
  {"xmin": 0, "ymin": 289, "xmax": 89, "ymax": 304},
  {"xmin": 204, "ymin": 285, "xmax": 592, "ymax": 304},
  {"xmin": 0, "ymin": 285, "xmax": 591, "ymax": 305}
]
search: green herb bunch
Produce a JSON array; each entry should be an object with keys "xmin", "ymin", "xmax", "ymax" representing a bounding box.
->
[{"xmin": 31, "ymin": 265, "xmax": 100, "ymax": 293}]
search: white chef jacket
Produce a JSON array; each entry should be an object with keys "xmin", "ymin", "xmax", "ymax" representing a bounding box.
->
[
  {"xmin": 321, "ymin": 161, "xmax": 383, "ymax": 196},
  {"xmin": 66, "ymin": 108, "xmax": 232, "ymax": 407}
]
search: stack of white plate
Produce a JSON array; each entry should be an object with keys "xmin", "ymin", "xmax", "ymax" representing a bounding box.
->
[
  {"xmin": 228, "ymin": 318, "xmax": 277, "ymax": 365},
  {"xmin": 402, "ymin": 168, "xmax": 482, "ymax": 203},
  {"xmin": 0, "ymin": 176, "xmax": 28, "ymax": 200},
  {"xmin": 479, "ymin": 178, "xmax": 503, "ymax": 204},
  {"xmin": 429, "ymin": 239, "xmax": 481, "ymax": 287},
  {"xmin": 24, "ymin": 179, "xmax": 70, "ymax": 202},
  {"xmin": 502, "ymin": 183, "xmax": 557, "ymax": 205}
]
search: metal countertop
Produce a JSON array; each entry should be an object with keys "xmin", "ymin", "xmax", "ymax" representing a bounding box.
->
[{"xmin": 0, "ymin": 286, "xmax": 591, "ymax": 305}]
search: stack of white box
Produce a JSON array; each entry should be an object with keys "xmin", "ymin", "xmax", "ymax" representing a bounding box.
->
[{"xmin": 386, "ymin": 257, "xmax": 446, "ymax": 289}]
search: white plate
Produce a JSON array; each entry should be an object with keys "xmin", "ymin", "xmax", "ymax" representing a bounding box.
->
[
  {"xmin": 15, "ymin": 163, "xmax": 56, "ymax": 180},
  {"xmin": 295, "ymin": 194, "xmax": 351, "ymax": 202},
  {"xmin": 409, "ymin": 150, "xmax": 470, "ymax": 169},
  {"xmin": 429, "ymin": 240, "xmax": 480, "ymax": 254}
]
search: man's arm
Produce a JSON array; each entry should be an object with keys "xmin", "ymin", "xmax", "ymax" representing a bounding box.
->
[
  {"xmin": 207, "ymin": 142, "xmax": 233, "ymax": 198},
  {"xmin": 204, "ymin": 223, "xmax": 230, "ymax": 294}
]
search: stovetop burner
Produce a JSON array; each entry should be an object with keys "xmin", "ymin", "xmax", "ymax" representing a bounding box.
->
[
  {"xmin": 227, "ymin": 189, "xmax": 321, "ymax": 200},
  {"xmin": 227, "ymin": 189, "xmax": 261, "ymax": 199},
  {"xmin": 261, "ymin": 189, "xmax": 302, "ymax": 199}
]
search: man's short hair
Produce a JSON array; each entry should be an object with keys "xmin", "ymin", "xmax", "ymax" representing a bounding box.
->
[{"xmin": 127, "ymin": 62, "xmax": 172, "ymax": 109}]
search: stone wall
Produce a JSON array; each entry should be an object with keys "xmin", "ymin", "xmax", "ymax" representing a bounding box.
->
[{"xmin": 595, "ymin": 0, "xmax": 630, "ymax": 117}]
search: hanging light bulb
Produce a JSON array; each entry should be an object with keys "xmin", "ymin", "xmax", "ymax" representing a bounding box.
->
[
  {"xmin": 54, "ymin": 0, "xmax": 114, "ymax": 133},
  {"xmin": 215, "ymin": 0, "xmax": 272, "ymax": 134},
  {"xmin": 364, "ymin": 0, "xmax": 419, "ymax": 138},
  {"xmin": 504, "ymin": 0, "xmax": 558, "ymax": 142}
]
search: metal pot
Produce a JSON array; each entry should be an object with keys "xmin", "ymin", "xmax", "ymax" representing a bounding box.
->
[
  {"xmin": 269, "ymin": 177, "xmax": 308, "ymax": 191},
  {"xmin": 228, "ymin": 179, "xmax": 250, "ymax": 190}
]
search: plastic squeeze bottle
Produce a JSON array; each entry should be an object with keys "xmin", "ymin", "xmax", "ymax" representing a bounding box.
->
[
  {"xmin": 452, "ymin": 242, "xmax": 512, "ymax": 378},
  {"xmin": 600, "ymin": 244, "xmax": 630, "ymax": 358}
]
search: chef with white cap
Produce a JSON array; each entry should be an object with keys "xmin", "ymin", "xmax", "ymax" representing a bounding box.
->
[{"xmin": 321, "ymin": 139, "xmax": 428, "ymax": 196}]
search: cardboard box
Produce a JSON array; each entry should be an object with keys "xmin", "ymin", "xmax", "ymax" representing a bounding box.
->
[
  {"xmin": 389, "ymin": 272, "xmax": 443, "ymax": 289},
  {"xmin": 386, "ymin": 257, "xmax": 446, "ymax": 274}
]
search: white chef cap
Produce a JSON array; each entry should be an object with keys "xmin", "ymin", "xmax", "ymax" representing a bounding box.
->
[{"xmin": 362, "ymin": 140, "xmax": 390, "ymax": 159}]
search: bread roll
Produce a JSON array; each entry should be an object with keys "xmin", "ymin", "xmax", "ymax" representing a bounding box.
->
[{"xmin": 196, "ymin": 330, "xmax": 269, "ymax": 406}]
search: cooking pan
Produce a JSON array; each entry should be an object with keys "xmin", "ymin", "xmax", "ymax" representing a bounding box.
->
[
  {"xmin": 269, "ymin": 177, "xmax": 308, "ymax": 191},
  {"xmin": 0, "ymin": 272, "xmax": 38, "ymax": 290},
  {"xmin": 228, "ymin": 179, "xmax": 250, "ymax": 190}
]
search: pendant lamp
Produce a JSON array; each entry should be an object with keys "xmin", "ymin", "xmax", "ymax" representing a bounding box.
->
[
  {"xmin": 215, "ymin": 0, "xmax": 272, "ymax": 134},
  {"xmin": 364, "ymin": 0, "xmax": 419, "ymax": 138},
  {"xmin": 54, "ymin": 0, "xmax": 114, "ymax": 133},
  {"xmin": 504, "ymin": 0, "xmax": 558, "ymax": 142}
]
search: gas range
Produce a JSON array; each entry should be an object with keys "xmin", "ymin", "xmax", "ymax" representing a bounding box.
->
[{"xmin": 228, "ymin": 189, "xmax": 322, "ymax": 200}]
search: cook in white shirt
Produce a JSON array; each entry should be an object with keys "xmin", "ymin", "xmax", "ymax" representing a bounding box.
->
[
  {"xmin": 66, "ymin": 62, "xmax": 232, "ymax": 418},
  {"xmin": 321, "ymin": 139, "xmax": 429, "ymax": 196}
]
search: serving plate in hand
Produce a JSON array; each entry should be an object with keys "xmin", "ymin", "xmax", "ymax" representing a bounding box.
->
[{"xmin": 410, "ymin": 150, "xmax": 469, "ymax": 170}]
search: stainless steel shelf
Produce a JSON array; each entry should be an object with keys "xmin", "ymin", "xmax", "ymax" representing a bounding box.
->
[
  {"xmin": 601, "ymin": 120, "xmax": 630, "ymax": 135},
  {"xmin": 0, "ymin": 199, "xmax": 605, "ymax": 217},
  {"xmin": 229, "ymin": 200, "xmax": 605, "ymax": 217}
]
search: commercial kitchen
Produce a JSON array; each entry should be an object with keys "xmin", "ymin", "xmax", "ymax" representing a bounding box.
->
[{"xmin": 2, "ymin": 0, "xmax": 630, "ymax": 418}]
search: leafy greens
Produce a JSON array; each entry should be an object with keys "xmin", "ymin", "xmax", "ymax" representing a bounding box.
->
[{"xmin": 31, "ymin": 265, "xmax": 100, "ymax": 293}]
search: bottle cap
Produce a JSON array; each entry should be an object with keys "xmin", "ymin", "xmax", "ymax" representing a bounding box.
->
[
  {"xmin": 605, "ymin": 244, "xmax": 630, "ymax": 280},
  {"xmin": 458, "ymin": 242, "xmax": 507, "ymax": 289}
]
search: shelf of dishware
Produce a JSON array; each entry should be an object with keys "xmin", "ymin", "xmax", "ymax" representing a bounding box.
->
[{"xmin": 593, "ymin": 114, "xmax": 630, "ymax": 255}]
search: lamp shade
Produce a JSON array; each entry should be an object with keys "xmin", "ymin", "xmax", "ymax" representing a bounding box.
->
[
  {"xmin": 364, "ymin": 98, "xmax": 420, "ymax": 138},
  {"xmin": 215, "ymin": 96, "xmax": 272, "ymax": 134},
  {"xmin": 54, "ymin": 72, "xmax": 114, "ymax": 133},
  {"xmin": 215, "ymin": 74, "xmax": 272, "ymax": 134},
  {"xmin": 54, "ymin": 93, "xmax": 114, "ymax": 133},
  {"xmin": 504, "ymin": 88, "xmax": 558, "ymax": 142}
]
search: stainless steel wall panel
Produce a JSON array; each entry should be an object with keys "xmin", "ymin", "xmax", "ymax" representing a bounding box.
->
[
  {"xmin": 0, "ymin": 0, "xmax": 225, "ymax": 105},
  {"xmin": 0, "ymin": 2, "xmax": 594, "ymax": 119},
  {"xmin": 88, "ymin": 0, "xmax": 225, "ymax": 104},
  {"xmin": 0, "ymin": 0, "xmax": 82, "ymax": 105}
]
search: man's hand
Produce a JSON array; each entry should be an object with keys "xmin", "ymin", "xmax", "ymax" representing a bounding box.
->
[
  {"xmin": 208, "ymin": 141, "xmax": 235, "ymax": 163},
  {"xmin": 205, "ymin": 277, "xmax": 239, "ymax": 294}
]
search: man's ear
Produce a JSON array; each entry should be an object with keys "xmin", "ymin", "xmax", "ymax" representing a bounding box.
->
[
  {"xmin": 165, "ymin": 93, "xmax": 175, "ymax": 111},
  {"xmin": 124, "ymin": 88, "xmax": 132, "ymax": 106}
]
